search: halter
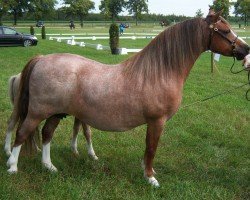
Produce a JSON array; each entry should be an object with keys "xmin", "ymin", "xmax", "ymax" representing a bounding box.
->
[
  {"xmin": 207, "ymin": 20, "xmax": 238, "ymax": 56},
  {"xmin": 205, "ymin": 19, "xmax": 250, "ymax": 101}
]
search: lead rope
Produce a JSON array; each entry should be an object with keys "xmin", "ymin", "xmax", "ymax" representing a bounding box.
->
[
  {"xmin": 181, "ymin": 58, "xmax": 250, "ymax": 109},
  {"xmin": 181, "ymin": 82, "xmax": 249, "ymax": 109},
  {"xmin": 246, "ymin": 72, "xmax": 250, "ymax": 101},
  {"xmin": 230, "ymin": 57, "xmax": 250, "ymax": 101}
]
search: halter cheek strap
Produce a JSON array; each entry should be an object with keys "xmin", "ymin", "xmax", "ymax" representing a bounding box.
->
[{"xmin": 208, "ymin": 22, "xmax": 239, "ymax": 56}]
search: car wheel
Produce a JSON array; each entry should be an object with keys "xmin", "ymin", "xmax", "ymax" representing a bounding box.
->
[{"xmin": 23, "ymin": 40, "xmax": 32, "ymax": 47}]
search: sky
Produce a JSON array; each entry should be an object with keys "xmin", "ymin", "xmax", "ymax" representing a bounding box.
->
[
  {"xmin": 90, "ymin": 0, "xmax": 215, "ymax": 17},
  {"xmin": 58, "ymin": 0, "xmax": 235, "ymax": 17}
]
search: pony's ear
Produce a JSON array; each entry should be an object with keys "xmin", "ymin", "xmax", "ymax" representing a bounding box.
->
[
  {"xmin": 205, "ymin": 9, "xmax": 223, "ymax": 24},
  {"xmin": 213, "ymin": 10, "xmax": 223, "ymax": 21},
  {"xmin": 208, "ymin": 8, "xmax": 215, "ymax": 16}
]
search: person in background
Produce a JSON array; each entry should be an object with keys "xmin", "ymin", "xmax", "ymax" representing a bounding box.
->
[
  {"xmin": 69, "ymin": 20, "xmax": 75, "ymax": 30},
  {"xmin": 119, "ymin": 23, "xmax": 125, "ymax": 35}
]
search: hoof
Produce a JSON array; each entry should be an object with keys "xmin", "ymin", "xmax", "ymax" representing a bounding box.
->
[
  {"xmin": 73, "ymin": 150, "xmax": 79, "ymax": 157},
  {"xmin": 7, "ymin": 166, "xmax": 17, "ymax": 174},
  {"xmin": 90, "ymin": 154, "xmax": 98, "ymax": 160},
  {"xmin": 71, "ymin": 145, "xmax": 79, "ymax": 156},
  {"xmin": 42, "ymin": 162, "xmax": 58, "ymax": 172},
  {"xmin": 146, "ymin": 176, "xmax": 160, "ymax": 187}
]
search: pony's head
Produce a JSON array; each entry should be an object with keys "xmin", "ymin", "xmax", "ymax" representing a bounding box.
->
[{"xmin": 205, "ymin": 9, "xmax": 249, "ymax": 60}]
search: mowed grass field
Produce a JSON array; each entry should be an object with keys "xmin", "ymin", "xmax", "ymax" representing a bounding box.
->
[{"xmin": 0, "ymin": 24, "xmax": 249, "ymax": 199}]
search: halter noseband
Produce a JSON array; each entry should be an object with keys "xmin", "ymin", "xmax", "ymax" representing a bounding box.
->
[{"xmin": 207, "ymin": 20, "xmax": 238, "ymax": 56}]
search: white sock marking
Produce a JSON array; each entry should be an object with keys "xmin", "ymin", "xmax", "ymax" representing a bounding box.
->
[
  {"xmin": 71, "ymin": 136, "xmax": 79, "ymax": 155},
  {"xmin": 4, "ymin": 131, "xmax": 12, "ymax": 156},
  {"xmin": 42, "ymin": 143, "xmax": 57, "ymax": 172},
  {"xmin": 7, "ymin": 145, "xmax": 21, "ymax": 173},
  {"xmin": 87, "ymin": 143, "xmax": 98, "ymax": 160}
]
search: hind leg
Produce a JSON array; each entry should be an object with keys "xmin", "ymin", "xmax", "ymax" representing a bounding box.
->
[
  {"xmin": 41, "ymin": 116, "xmax": 60, "ymax": 172},
  {"xmin": 7, "ymin": 116, "xmax": 41, "ymax": 173},
  {"xmin": 4, "ymin": 111, "xmax": 18, "ymax": 156},
  {"xmin": 71, "ymin": 118, "xmax": 81, "ymax": 156},
  {"xmin": 82, "ymin": 123, "xmax": 98, "ymax": 160}
]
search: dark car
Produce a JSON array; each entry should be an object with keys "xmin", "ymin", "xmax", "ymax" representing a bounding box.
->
[
  {"xmin": 36, "ymin": 21, "xmax": 44, "ymax": 27},
  {"xmin": 0, "ymin": 26, "xmax": 38, "ymax": 47}
]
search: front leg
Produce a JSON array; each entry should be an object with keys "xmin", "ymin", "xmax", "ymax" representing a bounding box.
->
[{"xmin": 144, "ymin": 118, "xmax": 165, "ymax": 187}]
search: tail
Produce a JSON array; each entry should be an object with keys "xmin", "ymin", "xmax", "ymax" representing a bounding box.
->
[
  {"xmin": 8, "ymin": 75, "xmax": 17, "ymax": 105},
  {"xmin": 16, "ymin": 55, "xmax": 43, "ymax": 155}
]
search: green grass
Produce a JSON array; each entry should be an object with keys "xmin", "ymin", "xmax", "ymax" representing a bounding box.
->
[{"xmin": 0, "ymin": 27, "xmax": 249, "ymax": 200}]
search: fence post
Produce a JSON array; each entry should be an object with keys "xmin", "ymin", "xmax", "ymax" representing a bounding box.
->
[{"xmin": 211, "ymin": 52, "xmax": 214, "ymax": 73}]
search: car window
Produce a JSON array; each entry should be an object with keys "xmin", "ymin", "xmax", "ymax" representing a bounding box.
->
[
  {"xmin": 3, "ymin": 27, "xmax": 16, "ymax": 35},
  {"xmin": 0, "ymin": 28, "xmax": 3, "ymax": 34}
]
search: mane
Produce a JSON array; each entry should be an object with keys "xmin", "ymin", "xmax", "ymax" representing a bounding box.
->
[{"xmin": 122, "ymin": 18, "xmax": 209, "ymax": 83}]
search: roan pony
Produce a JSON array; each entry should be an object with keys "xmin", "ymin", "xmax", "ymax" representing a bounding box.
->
[
  {"xmin": 4, "ymin": 73, "xmax": 98, "ymax": 159},
  {"xmin": 6, "ymin": 10, "xmax": 249, "ymax": 187}
]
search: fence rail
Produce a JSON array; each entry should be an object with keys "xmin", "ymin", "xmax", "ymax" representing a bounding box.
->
[{"xmin": 49, "ymin": 35, "xmax": 145, "ymax": 55}]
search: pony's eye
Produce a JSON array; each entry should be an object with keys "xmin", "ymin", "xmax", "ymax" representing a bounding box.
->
[{"xmin": 223, "ymin": 29, "xmax": 231, "ymax": 34}]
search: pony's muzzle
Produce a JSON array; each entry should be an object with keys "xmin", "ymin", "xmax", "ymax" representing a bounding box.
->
[{"xmin": 235, "ymin": 44, "xmax": 250, "ymax": 60}]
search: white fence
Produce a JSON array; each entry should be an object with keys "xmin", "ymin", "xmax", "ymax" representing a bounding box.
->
[
  {"xmin": 49, "ymin": 35, "xmax": 155, "ymax": 55},
  {"xmin": 49, "ymin": 35, "xmax": 155, "ymax": 41}
]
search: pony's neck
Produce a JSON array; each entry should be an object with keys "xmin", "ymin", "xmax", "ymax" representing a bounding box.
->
[{"xmin": 122, "ymin": 18, "xmax": 209, "ymax": 83}]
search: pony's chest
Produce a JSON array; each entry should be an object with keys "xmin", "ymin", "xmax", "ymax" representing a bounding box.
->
[{"xmin": 143, "ymin": 88, "xmax": 182, "ymax": 119}]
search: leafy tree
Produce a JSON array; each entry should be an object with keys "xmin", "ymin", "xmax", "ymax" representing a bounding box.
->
[
  {"xmin": 63, "ymin": 0, "xmax": 94, "ymax": 27},
  {"xmin": 2, "ymin": 0, "xmax": 56, "ymax": 25},
  {"xmin": 99, "ymin": 0, "xmax": 125, "ymax": 21},
  {"xmin": 30, "ymin": 0, "xmax": 57, "ymax": 21},
  {"xmin": 195, "ymin": 9, "xmax": 204, "ymax": 18},
  {"xmin": 126, "ymin": 0, "xmax": 148, "ymax": 26},
  {"xmin": 6, "ymin": 0, "xmax": 33, "ymax": 25},
  {"xmin": 210, "ymin": 0, "xmax": 230, "ymax": 19},
  {"xmin": 0, "ymin": 0, "xmax": 8, "ymax": 25},
  {"xmin": 234, "ymin": 0, "xmax": 250, "ymax": 26}
]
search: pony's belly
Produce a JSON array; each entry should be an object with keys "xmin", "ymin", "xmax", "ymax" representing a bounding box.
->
[{"xmin": 80, "ymin": 115, "xmax": 145, "ymax": 132}]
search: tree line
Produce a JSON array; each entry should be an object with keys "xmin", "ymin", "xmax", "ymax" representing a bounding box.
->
[{"xmin": 0, "ymin": 0, "xmax": 249, "ymax": 26}]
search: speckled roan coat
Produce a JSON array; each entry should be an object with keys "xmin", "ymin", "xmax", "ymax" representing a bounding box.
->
[
  {"xmin": 8, "ymin": 11, "xmax": 249, "ymax": 186},
  {"xmin": 4, "ymin": 73, "xmax": 97, "ymax": 159}
]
